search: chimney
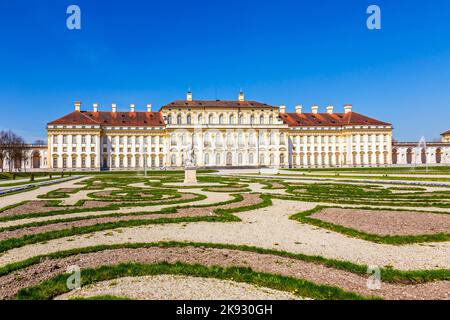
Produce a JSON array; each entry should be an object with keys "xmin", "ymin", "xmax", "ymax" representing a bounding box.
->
[
  {"xmin": 112, "ymin": 103, "xmax": 117, "ymax": 113},
  {"xmin": 130, "ymin": 104, "xmax": 135, "ymax": 113},
  {"xmin": 279, "ymin": 105, "xmax": 286, "ymax": 114},
  {"xmin": 311, "ymin": 105, "xmax": 319, "ymax": 114},
  {"xmin": 74, "ymin": 101, "xmax": 81, "ymax": 112},
  {"xmin": 238, "ymin": 90, "xmax": 245, "ymax": 102},
  {"xmin": 295, "ymin": 105, "xmax": 303, "ymax": 114},
  {"xmin": 186, "ymin": 90, "xmax": 193, "ymax": 101},
  {"xmin": 93, "ymin": 103, "xmax": 98, "ymax": 113},
  {"xmin": 344, "ymin": 104, "xmax": 353, "ymax": 114},
  {"xmin": 147, "ymin": 104, "xmax": 152, "ymax": 112},
  {"xmin": 326, "ymin": 105, "xmax": 334, "ymax": 114}
]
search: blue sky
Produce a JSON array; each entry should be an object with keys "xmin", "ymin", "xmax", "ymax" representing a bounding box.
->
[{"xmin": 1, "ymin": 0, "xmax": 450, "ymax": 142}]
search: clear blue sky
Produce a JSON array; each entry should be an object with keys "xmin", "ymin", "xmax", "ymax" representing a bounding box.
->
[{"xmin": 1, "ymin": 0, "xmax": 450, "ymax": 142}]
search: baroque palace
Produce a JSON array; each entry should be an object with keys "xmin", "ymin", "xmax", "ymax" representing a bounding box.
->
[{"xmin": 43, "ymin": 91, "xmax": 398, "ymax": 170}]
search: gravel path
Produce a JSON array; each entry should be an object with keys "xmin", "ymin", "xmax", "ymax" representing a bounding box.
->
[
  {"xmin": 0, "ymin": 189, "xmax": 233, "ymax": 229},
  {"xmin": 0, "ymin": 177, "xmax": 87, "ymax": 208},
  {"xmin": 0, "ymin": 194, "xmax": 262, "ymax": 241},
  {"xmin": 311, "ymin": 208, "xmax": 450, "ymax": 236},
  {"xmin": 1, "ymin": 246, "xmax": 448, "ymax": 300},
  {"xmin": 1, "ymin": 200, "xmax": 449, "ymax": 270},
  {"xmin": 55, "ymin": 275, "xmax": 301, "ymax": 300}
]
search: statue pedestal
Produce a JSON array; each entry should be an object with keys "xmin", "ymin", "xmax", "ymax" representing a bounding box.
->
[{"xmin": 184, "ymin": 168, "xmax": 197, "ymax": 184}]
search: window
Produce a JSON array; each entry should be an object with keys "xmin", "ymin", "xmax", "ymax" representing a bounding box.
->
[
  {"xmin": 91, "ymin": 157, "xmax": 95, "ymax": 168},
  {"xmin": 53, "ymin": 158, "xmax": 58, "ymax": 168},
  {"xmin": 63, "ymin": 158, "xmax": 67, "ymax": 168},
  {"xmin": 167, "ymin": 115, "xmax": 172, "ymax": 124},
  {"xmin": 72, "ymin": 136, "xmax": 77, "ymax": 144},
  {"xmin": 103, "ymin": 136, "xmax": 107, "ymax": 144},
  {"xmin": 238, "ymin": 153, "xmax": 243, "ymax": 165},
  {"xmin": 260, "ymin": 115, "xmax": 264, "ymax": 124},
  {"xmin": 270, "ymin": 133, "xmax": 275, "ymax": 145},
  {"xmin": 171, "ymin": 134, "xmax": 177, "ymax": 145},
  {"xmin": 219, "ymin": 114, "xmax": 224, "ymax": 124},
  {"xmin": 269, "ymin": 116, "xmax": 273, "ymax": 124},
  {"xmin": 198, "ymin": 114, "xmax": 203, "ymax": 124},
  {"xmin": 209, "ymin": 114, "xmax": 214, "ymax": 124},
  {"xmin": 72, "ymin": 157, "xmax": 76, "ymax": 168},
  {"xmin": 204, "ymin": 153, "xmax": 209, "ymax": 165},
  {"xmin": 250, "ymin": 115, "xmax": 255, "ymax": 125},
  {"xmin": 229, "ymin": 115, "xmax": 234, "ymax": 124},
  {"xmin": 187, "ymin": 115, "xmax": 192, "ymax": 125},
  {"xmin": 81, "ymin": 157, "xmax": 86, "ymax": 168},
  {"xmin": 215, "ymin": 153, "xmax": 221, "ymax": 165},
  {"xmin": 151, "ymin": 136, "xmax": 156, "ymax": 144},
  {"xmin": 249, "ymin": 153, "xmax": 254, "ymax": 164},
  {"xmin": 82, "ymin": 136, "xmax": 86, "ymax": 144},
  {"xmin": 177, "ymin": 114, "xmax": 182, "ymax": 124},
  {"xmin": 171, "ymin": 154, "xmax": 176, "ymax": 166},
  {"xmin": 239, "ymin": 115, "xmax": 244, "ymax": 124},
  {"xmin": 127, "ymin": 157, "xmax": 132, "ymax": 167},
  {"xmin": 61, "ymin": 135, "xmax": 66, "ymax": 144}
]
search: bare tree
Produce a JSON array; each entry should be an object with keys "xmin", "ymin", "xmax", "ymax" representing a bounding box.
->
[{"xmin": 0, "ymin": 130, "xmax": 28, "ymax": 172}]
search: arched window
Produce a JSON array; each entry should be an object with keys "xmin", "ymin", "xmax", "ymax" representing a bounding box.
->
[
  {"xmin": 171, "ymin": 133, "xmax": 177, "ymax": 145},
  {"xmin": 204, "ymin": 153, "xmax": 209, "ymax": 165},
  {"xmin": 270, "ymin": 132, "xmax": 276, "ymax": 145},
  {"xmin": 177, "ymin": 114, "xmax": 182, "ymax": 125},
  {"xmin": 239, "ymin": 115, "xmax": 244, "ymax": 124},
  {"xmin": 215, "ymin": 153, "xmax": 221, "ymax": 165},
  {"xmin": 219, "ymin": 114, "xmax": 224, "ymax": 124},
  {"xmin": 250, "ymin": 115, "xmax": 255, "ymax": 125},
  {"xmin": 229, "ymin": 115, "xmax": 235, "ymax": 124},
  {"xmin": 260, "ymin": 115, "xmax": 264, "ymax": 124},
  {"xmin": 215, "ymin": 134, "xmax": 222, "ymax": 145},
  {"xmin": 198, "ymin": 114, "xmax": 203, "ymax": 124},
  {"xmin": 209, "ymin": 114, "xmax": 214, "ymax": 124},
  {"xmin": 249, "ymin": 133, "xmax": 255, "ymax": 145},
  {"xmin": 187, "ymin": 114, "xmax": 192, "ymax": 125},
  {"xmin": 249, "ymin": 153, "xmax": 254, "ymax": 164},
  {"xmin": 269, "ymin": 116, "xmax": 273, "ymax": 124},
  {"xmin": 227, "ymin": 132, "xmax": 233, "ymax": 145}
]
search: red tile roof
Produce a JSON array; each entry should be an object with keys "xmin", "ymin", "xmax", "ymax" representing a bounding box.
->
[
  {"xmin": 279, "ymin": 112, "xmax": 391, "ymax": 127},
  {"xmin": 48, "ymin": 111, "xmax": 165, "ymax": 127},
  {"xmin": 442, "ymin": 130, "xmax": 450, "ymax": 136},
  {"xmin": 161, "ymin": 100, "xmax": 277, "ymax": 109}
]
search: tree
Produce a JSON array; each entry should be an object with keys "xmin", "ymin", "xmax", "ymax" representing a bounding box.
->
[{"xmin": 0, "ymin": 130, "xmax": 28, "ymax": 172}]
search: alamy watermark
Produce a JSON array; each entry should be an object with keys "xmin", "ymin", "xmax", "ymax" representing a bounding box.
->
[
  {"xmin": 66, "ymin": 5, "xmax": 81, "ymax": 30},
  {"xmin": 66, "ymin": 265, "xmax": 81, "ymax": 290},
  {"xmin": 367, "ymin": 265, "xmax": 381, "ymax": 290},
  {"xmin": 367, "ymin": 5, "xmax": 381, "ymax": 30}
]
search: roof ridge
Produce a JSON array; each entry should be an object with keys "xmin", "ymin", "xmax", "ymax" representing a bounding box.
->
[{"xmin": 79, "ymin": 111, "xmax": 100, "ymax": 124}]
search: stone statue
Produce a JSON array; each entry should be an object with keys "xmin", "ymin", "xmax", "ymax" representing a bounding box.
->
[
  {"xmin": 184, "ymin": 144, "xmax": 196, "ymax": 168},
  {"xmin": 184, "ymin": 144, "xmax": 197, "ymax": 184}
]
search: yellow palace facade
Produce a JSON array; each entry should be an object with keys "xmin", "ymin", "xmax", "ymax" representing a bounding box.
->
[{"xmin": 46, "ymin": 91, "xmax": 393, "ymax": 170}]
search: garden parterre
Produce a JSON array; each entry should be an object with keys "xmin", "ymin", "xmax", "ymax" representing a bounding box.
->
[{"xmin": 0, "ymin": 169, "xmax": 449, "ymax": 300}]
